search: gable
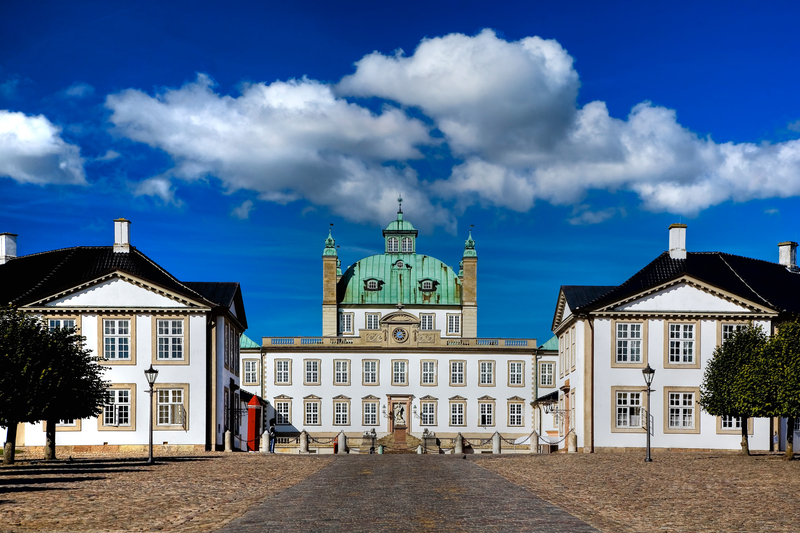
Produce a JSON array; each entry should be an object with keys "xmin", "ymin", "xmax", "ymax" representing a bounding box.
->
[
  {"xmin": 614, "ymin": 281, "xmax": 753, "ymax": 313},
  {"xmin": 42, "ymin": 277, "xmax": 194, "ymax": 308}
]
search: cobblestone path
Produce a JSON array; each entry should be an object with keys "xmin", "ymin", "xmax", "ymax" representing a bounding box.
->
[{"xmin": 216, "ymin": 455, "xmax": 597, "ymax": 532}]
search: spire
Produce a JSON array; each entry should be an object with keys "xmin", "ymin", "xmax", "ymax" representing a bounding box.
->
[
  {"xmin": 336, "ymin": 257, "xmax": 342, "ymax": 276},
  {"xmin": 463, "ymin": 225, "xmax": 477, "ymax": 258},
  {"xmin": 323, "ymin": 224, "xmax": 337, "ymax": 256},
  {"xmin": 397, "ymin": 195, "xmax": 403, "ymax": 221}
]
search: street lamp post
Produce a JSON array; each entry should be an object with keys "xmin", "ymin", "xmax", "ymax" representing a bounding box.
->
[
  {"xmin": 642, "ymin": 364, "xmax": 656, "ymax": 463},
  {"xmin": 144, "ymin": 364, "xmax": 159, "ymax": 464}
]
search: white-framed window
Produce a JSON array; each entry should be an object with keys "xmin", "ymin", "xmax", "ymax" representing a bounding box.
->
[
  {"xmin": 794, "ymin": 418, "xmax": 800, "ymax": 432},
  {"xmin": 421, "ymin": 402, "xmax": 436, "ymax": 425},
  {"xmin": 244, "ymin": 360, "xmax": 258, "ymax": 384},
  {"xmin": 276, "ymin": 360, "xmax": 290, "ymax": 384},
  {"xmin": 722, "ymin": 324, "xmax": 744, "ymax": 341},
  {"xmin": 421, "ymin": 280, "xmax": 433, "ymax": 290},
  {"xmin": 509, "ymin": 403, "xmax": 523, "ymax": 426},
  {"xmin": 387, "ymin": 237, "xmax": 399, "ymax": 252},
  {"xmin": 305, "ymin": 401, "xmax": 319, "ymax": 425},
  {"xmin": 340, "ymin": 313, "xmax": 353, "ymax": 335},
  {"xmin": 367, "ymin": 279, "xmax": 379, "ymax": 290},
  {"xmin": 103, "ymin": 319, "xmax": 130, "ymax": 360},
  {"xmin": 559, "ymin": 332, "xmax": 565, "ymax": 377},
  {"xmin": 721, "ymin": 415, "xmax": 742, "ymax": 430},
  {"xmin": 57, "ymin": 419, "xmax": 76, "ymax": 427},
  {"xmin": 103, "ymin": 389, "xmax": 130, "ymax": 427},
  {"xmin": 49, "ymin": 319, "xmax": 76, "ymax": 332},
  {"xmin": 305, "ymin": 360, "xmax": 319, "ymax": 385},
  {"xmin": 366, "ymin": 313, "xmax": 380, "ymax": 330},
  {"xmin": 420, "ymin": 314, "xmax": 434, "ymax": 330},
  {"xmin": 616, "ymin": 392, "xmax": 642, "ymax": 428},
  {"xmin": 363, "ymin": 360, "xmax": 377, "ymax": 384},
  {"xmin": 393, "ymin": 360, "xmax": 407, "ymax": 385},
  {"xmin": 540, "ymin": 362, "xmax": 554, "ymax": 386},
  {"xmin": 617, "ymin": 323, "xmax": 642, "ymax": 363},
  {"xmin": 224, "ymin": 323, "xmax": 230, "ymax": 368},
  {"xmin": 157, "ymin": 319, "xmax": 184, "ymax": 360},
  {"xmin": 157, "ymin": 389, "xmax": 184, "ymax": 426},
  {"xmin": 668, "ymin": 392, "xmax": 695, "ymax": 429},
  {"xmin": 364, "ymin": 402, "xmax": 378, "ymax": 425},
  {"xmin": 480, "ymin": 361, "xmax": 494, "ymax": 385},
  {"xmin": 669, "ymin": 324, "xmax": 695, "ymax": 363},
  {"xmin": 275, "ymin": 401, "xmax": 290, "ymax": 425},
  {"xmin": 334, "ymin": 402, "xmax": 349, "ymax": 425},
  {"xmin": 450, "ymin": 361, "xmax": 464, "ymax": 385},
  {"xmin": 335, "ymin": 360, "xmax": 349, "ymax": 384},
  {"xmin": 571, "ymin": 327, "xmax": 576, "ymax": 368},
  {"xmin": 450, "ymin": 402, "xmax": 465, "ymax": 426},
  {"xmin": 447, "ymin": 315, "xmax": 461, "ymax": 335},
  {"xmin": 479, "ymin": 403, "xmax": 493, "ymax": 426},
  {"xmin": 401, "ymin": 237, "xmax": 413, "ymax": 252},
  {"xmin": 509, "ymin": 362, "xmax": 523, "ymax": 386},
  {"xmin": 422, "ymin": 361, "xmax": 436, "ymax": 384},
  {"xmin": 564, "ymin": 331, "xmax": 570, "ymax": 372}
]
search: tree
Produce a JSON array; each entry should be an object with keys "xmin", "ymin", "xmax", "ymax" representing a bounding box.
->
[
  {"xmin": 766, "ymin": 321, "xmax": 800, "ymax": 460},
  {"xmin": 700, "ymin": 325, "xmax": 769, "ymax": 456},
  {"xmin": 38, "ymin": 325, "xmax": 108, "ymax": 461}
]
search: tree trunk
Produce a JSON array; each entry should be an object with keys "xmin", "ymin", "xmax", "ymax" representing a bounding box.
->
[
  {"xmin": 45, "ymin": 419, "xmax": 56, "ymax": 461},
  {"xmin": 786, "ymin": 417, "xmax": 795, "ymax": 461},
  {"xmin": 4, "ymin": 423, "xmax": 18, "ymax": 465},
  {"xmin": 741, "ymin": 417, "xmax": 750, "ymax": 456}
]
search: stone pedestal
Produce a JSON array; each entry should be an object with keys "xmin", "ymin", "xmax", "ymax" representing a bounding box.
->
[
  {"xmin": 224, "ymin": 430, "xmax": 233, "ymax": 453},
  {"xmin": 454, "ymin": 432, "xmax": 463, "ymax": 454},
  {"xmin": 568, "ymin": 432, "xmax": 578, "ymax": 453},
  {"xmin": 299, "ymin": 430, "xmax": 309, "ymax": 454},
  {"xmin": 492, "ymin": 432, "xmax": 501, "ymax": 454},
  {"xmin": 336, "ymin": 430, "xmax": 348, "ymax": 455}
]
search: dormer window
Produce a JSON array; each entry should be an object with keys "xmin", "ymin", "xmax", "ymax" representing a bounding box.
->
[
  {"xmin": 388, "ymin": 237, "xmax": 399, "ymax": 253},
  {"xmin": 401, "ymin": 237, "xmax": 413, "ymax": 253},
  {"xmin": 419, "ymin": 279, "xmax": 438, "ymax": 292},
  {"xmin": 363, "ymin": 278, "xmax": 384, "ymax": 291}
]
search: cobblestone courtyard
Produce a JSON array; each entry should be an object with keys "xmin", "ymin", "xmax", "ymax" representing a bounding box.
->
[{"xmin": 2, "ymin": 451, "xmax": 799, "ymax": 532}]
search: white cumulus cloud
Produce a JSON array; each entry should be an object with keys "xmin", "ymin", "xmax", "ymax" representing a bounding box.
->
[
  {"xmin": 0, "ymin": 110, "xmax": 86, "ymax": 185},
  {"xmin": 232, "ymin": 199, "xmax": 255, "ymax": 219}
]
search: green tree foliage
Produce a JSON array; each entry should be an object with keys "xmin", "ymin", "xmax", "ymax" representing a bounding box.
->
[
  {"xmin": 700, "ymin": 325, "xmax": 768, "ymax": 456},
  {"xmin": 766, "ymin": 321, "xmax": 800, "ymax": 460}
]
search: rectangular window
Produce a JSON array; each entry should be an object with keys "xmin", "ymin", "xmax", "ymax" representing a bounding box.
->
[
  {"xmin": 721, "ymin": 415, "xmax": 742, "ymax": 429},
  {"xmin": 224, "ymin": 323, "xmax": 230, "ymax": 368},
  {"xmin": 305, "ymin": 402, "xmax": 319, "ymax": 425},
  {"xmin": 363, "ymin": 360, "xmax": 378, "ymax": 384},
  {"xmin": 421, "ymin": 402, "xmax": 436, "ymax": 425},
  {"xmin": 669, "ymin": 324, "xmax": 695, "ymax": 363},
  {"xmin": 447, "ymin": 315, "xmax": 461, "ymax": 335},
  {"xmin": 340, "ymin": 313, "xmax": 353, "ymax": 335},
  {"xmin": 420, "ymin": 314, "xmax": 434, "ymax": 331},
  {"xmin": 335, "ymin": 360, "xmax": 349, "ymax": 384},
  {"xmin": 617, "ymin": 323, "xmax": 642, "ymax": 363},
  {"xmin": 366, "ymin": 313, "xmax": 380, "ymax": 330},
  {"xmin": 559, "ymin": 333, "xmax": 565, "ymax": 377},
  {"xmin": 103, "ymin": 389, "xmax": 130, "ymax": 427},
  {"xmin": 364, "ymin": 402, "xmax": 378, "ymax": 425},
  {"xmin": 564, "ymin": 332, "xmax": 570, "ymax": 373},
  {"xmin": 540, "ymin": 362, "xmax": 554, "ymax": 386},
  {"xmin": 393, "ymin": 360, "xmax": 407, "ymax": 385},
  {"xmin": 49, "ymin": 319, "xmax": 76, "ymax": 332},
  {"xmin": 422, "ymin": 361, "xmax": 436, "ymax": 384},
  {"xmin": 103, "ymin": 319, "xmax": 130, "ymax": 360},
  {"xmin": 450, "ymin": 361, "xmax": 464, "ymax": 385},
  {"xmin": 480, "ymin": 361, "xmax": 494, "ymax": 385},
  {"xmin": 571, "ymin": 327, "xmax": 576, "ymax": 369},
  {"xmin": 509, "ymin": 362, "xmax": 523, "ymax": 386},
  {"xmin": 334, "ymin": 402, "xmax": 349, "ymax": 425},
  {"xmin": 722, "ymin": 324, "xmax": 744, "ymax": 341},
  {"xmin": 669, "ymin": 392, "xmax": 695, "ymax": 429},
  {"xmin": 157, "ymin": 319, "xmax": 184, "ymax": 360},
  {"xmin": 244, "ymin": 360, "xmax": 258, "ymax": 384},
  {"xmin": 450, "ymin": 403, "xmax": 464, "ymax": 426},
  {"xmin": 616, "ymin": 392, "xmax": 642, "ymax": 428},
  {"xmin": 509, "ymin": 404, "xmax": 523, "ymax": 427},
  {"xmin": 479, "ymin": 403, "xmax": 493, "ymax": 426},
  {"xmin": 275, "ymin": 401, "xmax": 290, "ymax": 425},
  {"xmin": 276, "ymin": 360, "xmax": 290, "ymax": 384},
  {"xmin": 157, "ymin": 389, "xmax": 184, "ymax": 426},
  {"xmin": 305, "ymin": 360, "xmax": 319, "ymax": 384}
]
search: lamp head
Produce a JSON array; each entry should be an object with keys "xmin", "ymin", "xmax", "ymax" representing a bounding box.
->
[
  {"xmin": 144, "ymin": 364, "xmax": 159, "ymax": 386},
  {"xmin": 642, "ymin": 364, "xmax": 656, "ymax": 386}
]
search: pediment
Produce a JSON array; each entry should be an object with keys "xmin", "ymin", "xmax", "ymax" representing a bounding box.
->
[
  {"xmin": 304, "ymin": 394, "xmax": 321, "ymax": 400},
  {"xmin": 419, "ymin": 395, "xmax": 438, "ymax": 401},
  {"xmin": 381, "ymin": 311, "xmax": 420, "ymax": 325},
  {"xmin": 32, "ymin": 274, "xmax": 208, "ymax": 309},
  {"xmin": 273, "ymin": 394, "xmax": 293, "ymax": 400},
  {"xmin": 362, "ymin": 394, "xmax": 380, "ymax": 400},
  {"xmin": 552, "ymin": 290, "xmax": 572, "ymax": 332},
  {"xmin": 332, "ymin": 394, "xmax": 351, "ymax": 400},
  {"xmin": 477, "ymin": 395, "xmax": 496, "ymax": 401},
  {"xmin": 449, "ymin": 395, "xmax": 466, "ymax": 401},
  {"xmin": 507, "ymin": 396, "xmax": 526, "ymax": 402}
]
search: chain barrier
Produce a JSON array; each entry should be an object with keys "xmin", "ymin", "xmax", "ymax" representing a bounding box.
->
[{"xmin": 308, "ymin": 436, "xmax": 338, "ymax": 445}]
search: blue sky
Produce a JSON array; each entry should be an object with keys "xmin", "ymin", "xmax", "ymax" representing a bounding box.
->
[{"xmin": 2, "ymin": 1, "xmax": 800, "ymax": 343}]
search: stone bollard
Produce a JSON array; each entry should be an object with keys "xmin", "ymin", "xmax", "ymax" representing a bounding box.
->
[
  {"xmin": 454, "ymin": 432, "xmax": 463, "ymax": 454},
  {"xmin": 224, "ymin": 430, "xmax": 233, "ymax": 453},
  {"xmin": 568, "ymin": 432, "xmax": 578, "ymax": 453},
  {"xmin": 299, "ymin": 430, "xmax": 309, "ymax": 454},
  {"xmin": 529, "ymin": 432, "xmax": 538, "ymax": 454},
  {"xmin": 378, "ymin": 445, "xmax": 384, "ymax": 454},
  {"xmin": 417, "ymin": 444, "xmax": 424, "ymax": 454},
  {"xmin": 492, "ymin": 432, "xmax": 501, "ymax": 454},
  {"xmin": 336, "ymin": 430, "xmax": 347, "ymax": 455},
  {"xmin": 260, "ymin": 434, "xmax": 268, "ymax": 453}
]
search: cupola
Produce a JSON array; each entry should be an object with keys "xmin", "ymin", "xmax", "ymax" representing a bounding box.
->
[{"xmin": 383, "ymin": 196, "xmax": 418, "ymax": 254}]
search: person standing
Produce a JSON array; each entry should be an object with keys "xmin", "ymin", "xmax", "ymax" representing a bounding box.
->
[{"xmin": 268, "ymin": 418, "xmax": 276, "ymax": 453}]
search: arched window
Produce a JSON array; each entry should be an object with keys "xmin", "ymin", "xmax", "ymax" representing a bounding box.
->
[
  {"xmin": 401, "ymin": 237, "xmax": 413, "ymax": 252},
  {"xmin": 388, "ymin": 237, "xmax": 399, "ymax": 252},
  {"xmin": 367, "ymin": 280, "xmax": 378, "ymax": 290}
]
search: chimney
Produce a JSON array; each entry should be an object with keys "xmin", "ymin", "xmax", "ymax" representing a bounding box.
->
[
  {"xmin": 778, "ymin": 241, "xmax": 798, "ymax": 271},
  {"xmin": 668, "ymin": 223, "xmax": 687, "ymax": 260},
  {"xmin": 0, "ymin": 233, "xmax": 18, "ymax": 265},
  {"xmin": 114, "ymin": 218, "xmax": 131, "ymax": 253}
]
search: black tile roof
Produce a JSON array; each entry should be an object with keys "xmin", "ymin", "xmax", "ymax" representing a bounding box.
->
[
  {"xmin": 183, "ymin": 281, "xmax": 248, "ymax": 329},
  {"xmin": 561, "ymin": 286, "xmax": 617, "ymax": 311}
]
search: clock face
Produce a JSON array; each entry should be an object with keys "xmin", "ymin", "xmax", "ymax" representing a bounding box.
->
[{"xmin": 392, "ymin": 327, "xmax": 408, "ymax": 343}]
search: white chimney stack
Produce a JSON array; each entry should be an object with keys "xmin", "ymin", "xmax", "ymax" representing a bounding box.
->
[
  {"xmin": 0, "ymin": 232, "xmax": 18, "ymax": 265},
  {"xmin": 114, "ymin": 218, "xmax": 131, "ymax": 253},
  {"xmin": 669, "ymin": 223, "xmax": 687, "ymax": 260},
  {"xmin": 778, "ymin": 241, "xmax": 798, "ymax": 271}
]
